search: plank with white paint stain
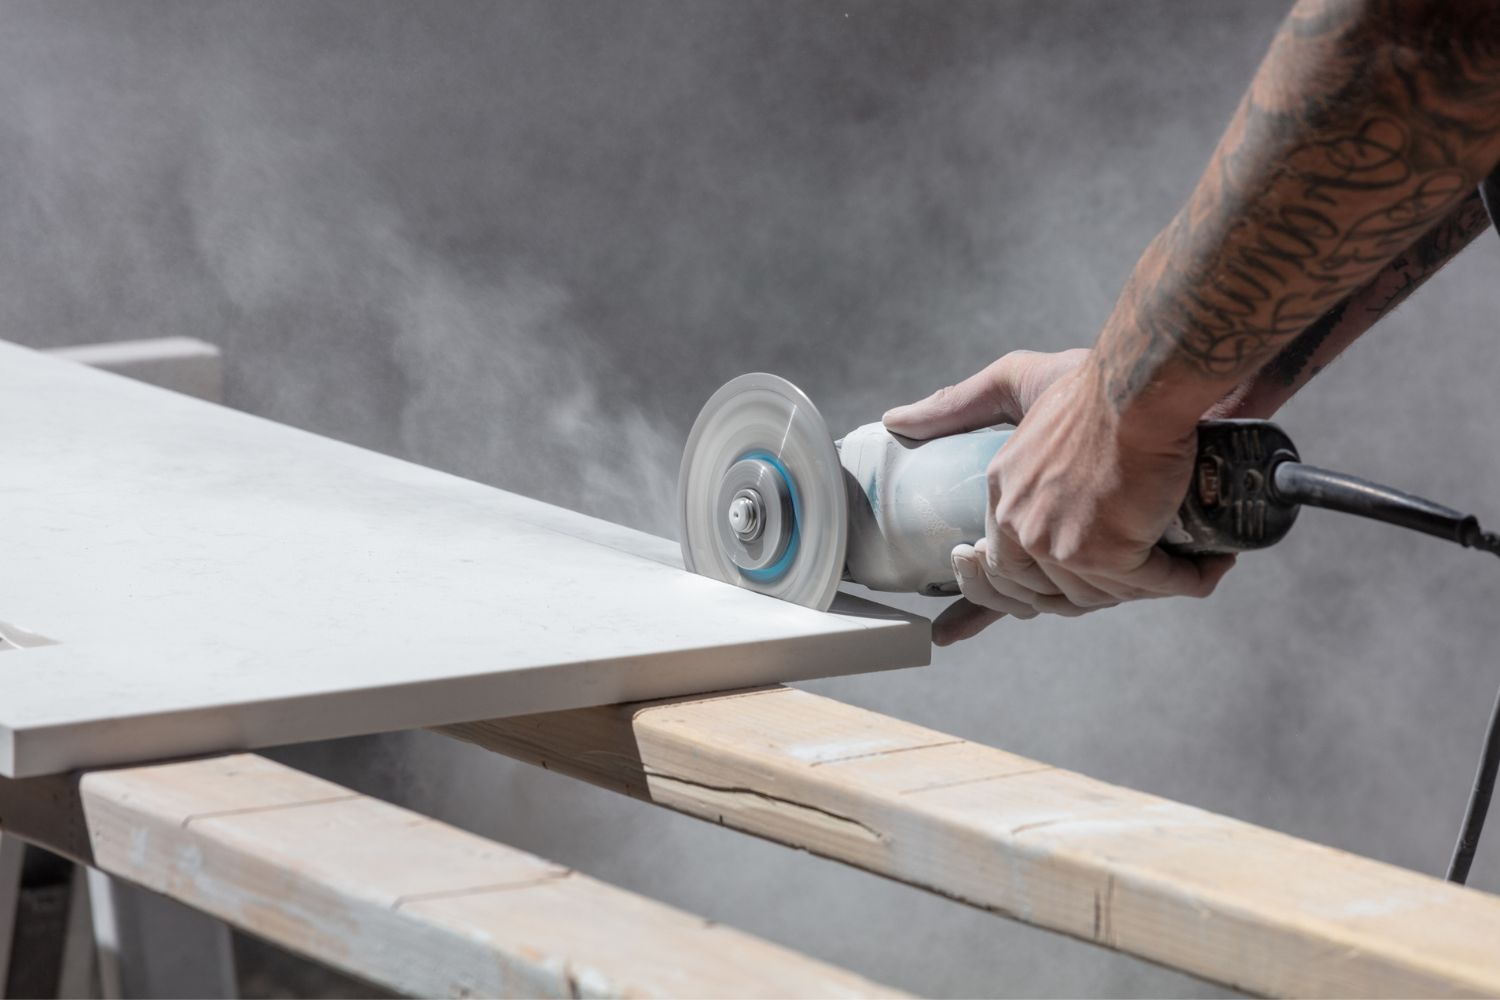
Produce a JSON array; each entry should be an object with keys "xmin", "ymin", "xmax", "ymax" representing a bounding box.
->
[
  {"xmin": 441, "ymin": 685, "xmax": 1500, "ymax": 999},
  {"xmin": 0, "ymin": 339, "xmax": 927, "ymax": 777},
  {"xmin": 79, "ymin": 754, "xmax": 902, "ymax": 999}
]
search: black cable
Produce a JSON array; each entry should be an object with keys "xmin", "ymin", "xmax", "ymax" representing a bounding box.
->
[
  {"xmin": 1449, "ymin": 687, "xmax": 1500, "ymax": 884},
  {"xmin": 1268, "ymin": 459, "xmax": 1500, "ymax": 884},
  {"xmin": 1271, "ymin": 461, "xmax": 1500, "ymax": 555}
]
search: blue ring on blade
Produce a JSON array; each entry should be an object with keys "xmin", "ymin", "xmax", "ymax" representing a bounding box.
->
[{"xmin": 737, "ymin": 449, "xmax": 799, "ymax": 582}]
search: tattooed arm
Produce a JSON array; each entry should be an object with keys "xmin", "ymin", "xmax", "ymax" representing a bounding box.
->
[
  {"xmin": 1215, "ymin": 190, "xmax": 1490, "ymax": 418},
  {"xmin": 885, "ymin": 0, "xmax": 1500, "ymax": 642},
  {"xmin": 1102, "ymin": 1, "xmax": 1500, "ymax": 425}
]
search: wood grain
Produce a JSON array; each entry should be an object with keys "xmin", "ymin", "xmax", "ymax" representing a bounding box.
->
[
  {"xmin": 441, "ymin": 685, "xmax": 1500, "ymax": 998},
  {"xmin": 80, "ymin": 754, "xmax": 901, "ymax": 999}
]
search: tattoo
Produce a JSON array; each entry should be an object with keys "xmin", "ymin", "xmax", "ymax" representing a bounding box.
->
[
  {"xmin": 1263, "ymin": 296, "xmax": 1347, "ymax": 388},
  {"xmin": 1253, "ymin": 187, "xmax": 1490, "ymax": 394},
  {"xmin": 1364, "ymin": 266, "xmax": 1415, "ymax": 316},
  {"xmin": 1413, "ymin": 189, "xmax": 1491, "ymax": 270},
  {"xmin": 1099, "ymin": 1, "xmax": 1500, "ymax": 411}
]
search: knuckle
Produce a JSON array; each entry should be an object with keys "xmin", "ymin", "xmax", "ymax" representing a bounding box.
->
[
  {"xmin": 1048, "ymin": 536, "xmax": 1086, "ymax": 566},
  {"xmin": 929, "ymin": 384, "xmax": 962, "ymax": 410},
  {"xmin": 985, "ymin": 354, "xmax": 1032, "ymax": 412},
  {"xmin": 992, "ymin": 353, "xmax": 1028, "ymax": 382},
  {"xmin": 1014, "ymin": 524, "xmax": 1051, "ymax": 559}
]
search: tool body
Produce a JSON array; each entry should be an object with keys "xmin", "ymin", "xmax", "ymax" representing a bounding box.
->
[{"xmin": 680, "ymin": 373, "xmax": 1301, "ymax": 610}]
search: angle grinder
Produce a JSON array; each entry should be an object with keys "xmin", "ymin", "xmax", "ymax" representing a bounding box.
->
[{"xmin": 678, "ymin": 372, "xmax": 1500, "ymax": 612}]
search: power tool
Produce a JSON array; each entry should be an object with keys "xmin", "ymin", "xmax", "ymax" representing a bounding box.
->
[
  {"xmin": 677, "ymin": 370, "xmax": 1500, "ymax": 884},
  {"xmin": 678, "ymin": 372, "xmax": 1499, "ymax": 610}
]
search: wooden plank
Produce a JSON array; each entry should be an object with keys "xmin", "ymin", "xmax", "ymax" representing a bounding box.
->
[
  {"xmin": 80, "ymin": 754, "xmax": 901, "ymax": 999},
  {"xmin": 441, "ymin": 686, "xmax": 1500, "ymax": 999},
  {"xmin": 0, "ymin": 338, "xmax": 928, "ymax": 777},
  {"xmin": 0, "ymin": 772, "xmax": 92, "ymax": 865}
]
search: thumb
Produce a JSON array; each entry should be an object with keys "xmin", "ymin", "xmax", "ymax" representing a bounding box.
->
[{"xmin": 883, "ymin": 349, "xmax": 1086, "ymax": 440}]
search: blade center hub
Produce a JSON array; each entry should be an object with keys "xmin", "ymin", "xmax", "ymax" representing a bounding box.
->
[
  {"xmin": 716, "ymin": 457, "xmax": 794, "ymax": 572},
  {"xmin": 728, "ymin": 490, "xmax": 764, "ymax": 541}
]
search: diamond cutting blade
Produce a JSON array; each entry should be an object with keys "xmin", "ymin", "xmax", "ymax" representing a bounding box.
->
[{"xmin": 678, "ymin": 373, "xmax": 847, "ymax": 611}]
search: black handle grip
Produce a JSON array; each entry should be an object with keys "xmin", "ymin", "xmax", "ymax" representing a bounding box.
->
[{"xmin": 1162, "ymin": 419, "xmax": 1301, "ymax": 556}]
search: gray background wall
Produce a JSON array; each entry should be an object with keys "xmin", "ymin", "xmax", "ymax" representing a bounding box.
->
[{"xmin": 7, "ymin": 1, "xmax": 1500, "ymax": 996}]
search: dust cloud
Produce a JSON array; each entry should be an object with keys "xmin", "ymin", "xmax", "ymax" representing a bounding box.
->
[{"xmin": 9, "ymin": 3, "xmax": 1500, "ymax": 996}]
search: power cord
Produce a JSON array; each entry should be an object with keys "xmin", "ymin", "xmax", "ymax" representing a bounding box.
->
[
  {"xmin": 1272, "ymin": 462, "xmax": 1500, "ymax": 557},
  {"xmin": 1269, "ymin": 460, "xmax": 1500, "ymax": 884},
  {"xmin": 1449, "ymin": 688, "xmax": 1500, "ymax": 884}
]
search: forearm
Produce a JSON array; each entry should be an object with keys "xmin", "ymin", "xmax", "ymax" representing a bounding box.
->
[
  {"xmin": 1214, "ymin": 189, "xmax": 1491, "ymax": 418},
  {"xmin": 1089, "ymin": 0, "xmax": 1500, "ymax": 439}
]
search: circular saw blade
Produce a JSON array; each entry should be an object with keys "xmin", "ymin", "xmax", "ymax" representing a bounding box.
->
[{"xmin": 678, "ymin": 373, "xmax": 847, "ymax": 611}]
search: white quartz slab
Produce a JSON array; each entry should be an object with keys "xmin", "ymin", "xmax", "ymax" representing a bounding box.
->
[{"xmin": 0, "ymin": 341, "xmax": 928, "ymax": 777}]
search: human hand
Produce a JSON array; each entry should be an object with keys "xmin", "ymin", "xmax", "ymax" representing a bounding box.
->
[{"xmin": 883, "ymin": 349, "xmax": 1235, "ymax": 644}]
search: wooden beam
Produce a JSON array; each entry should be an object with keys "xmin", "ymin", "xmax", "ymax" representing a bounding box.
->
[
  {"xmin": 77, "ymin": 754, "xmax": 900, "ymax": 999},
  {"xmin": 0, "ymin": 771, "xmax": 92, "ymax": 865},
  {"xmin": 441, "ymin": 686, "xmax": 1500, "ymax": 998}
]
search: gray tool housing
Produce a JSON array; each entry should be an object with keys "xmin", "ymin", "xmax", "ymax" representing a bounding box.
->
[{"xmin": 838, "ymin": 422, "xmax": 1010, "ymax": 596}]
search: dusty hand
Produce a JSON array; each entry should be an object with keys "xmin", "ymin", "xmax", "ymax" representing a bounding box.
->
[{"xmin": 883, "ymin": 349, "xmax": 1234, "ymax": 644}]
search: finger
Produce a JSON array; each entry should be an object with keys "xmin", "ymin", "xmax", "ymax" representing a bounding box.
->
[
  {"xmin": 972, "ymin": 539, "xmax": 1106, "ymax": 617},
  {"xmin": 1031, "ymin": 585, "xmax": 1120, "ymax": 616},
  {"xmin": 977, "ymin": 554, "xmax": 1093, "ymax": 617},
  {"xmin": 953, "ymin": 545, "xmax": 1039, "ymax": 619},
  {"xmin": 1195, "ymin": 554, "xmax": 1238, "ymax": 593},
  {"xmin": 980, "ymin": 530, "xmax": 1061, "ymax": 596},
  {"xmin": 884, "ymin": 349, "xmax": 1087, "ymax": 441},
  {"xmin": 978, "ymin": 535, "xmax": 1106, "ymax": 615},
  {"xmin": 932, "ymin": 599, "xmax": 1004, "ymax": 646},
  {"xmin": 1131, "ymin": 549, "xmax": 1238, "ymax": 598},
  {"xmin": 1031, "ymin": 562, "xmax": 1119, "ymax": 609},
  {"xmin": 1030, "ymin": 592, "xmax": 1095, "ymax": 617},
  {"xmin": 882, "ymin": 360, "xmax": 1024, "ymax": 440},
  {"xmin": 965, "ymin": 538, "xmax": 1046, "ymax": 605}
]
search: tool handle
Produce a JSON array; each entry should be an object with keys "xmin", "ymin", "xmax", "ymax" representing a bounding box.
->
[
  {"xmin": 839, "ymin": 418, "xmax": 1300, "ymax": 595},
  {"xmin": 1164, "ymin": 419, "xmax": 1301, "ymax": 555}
]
